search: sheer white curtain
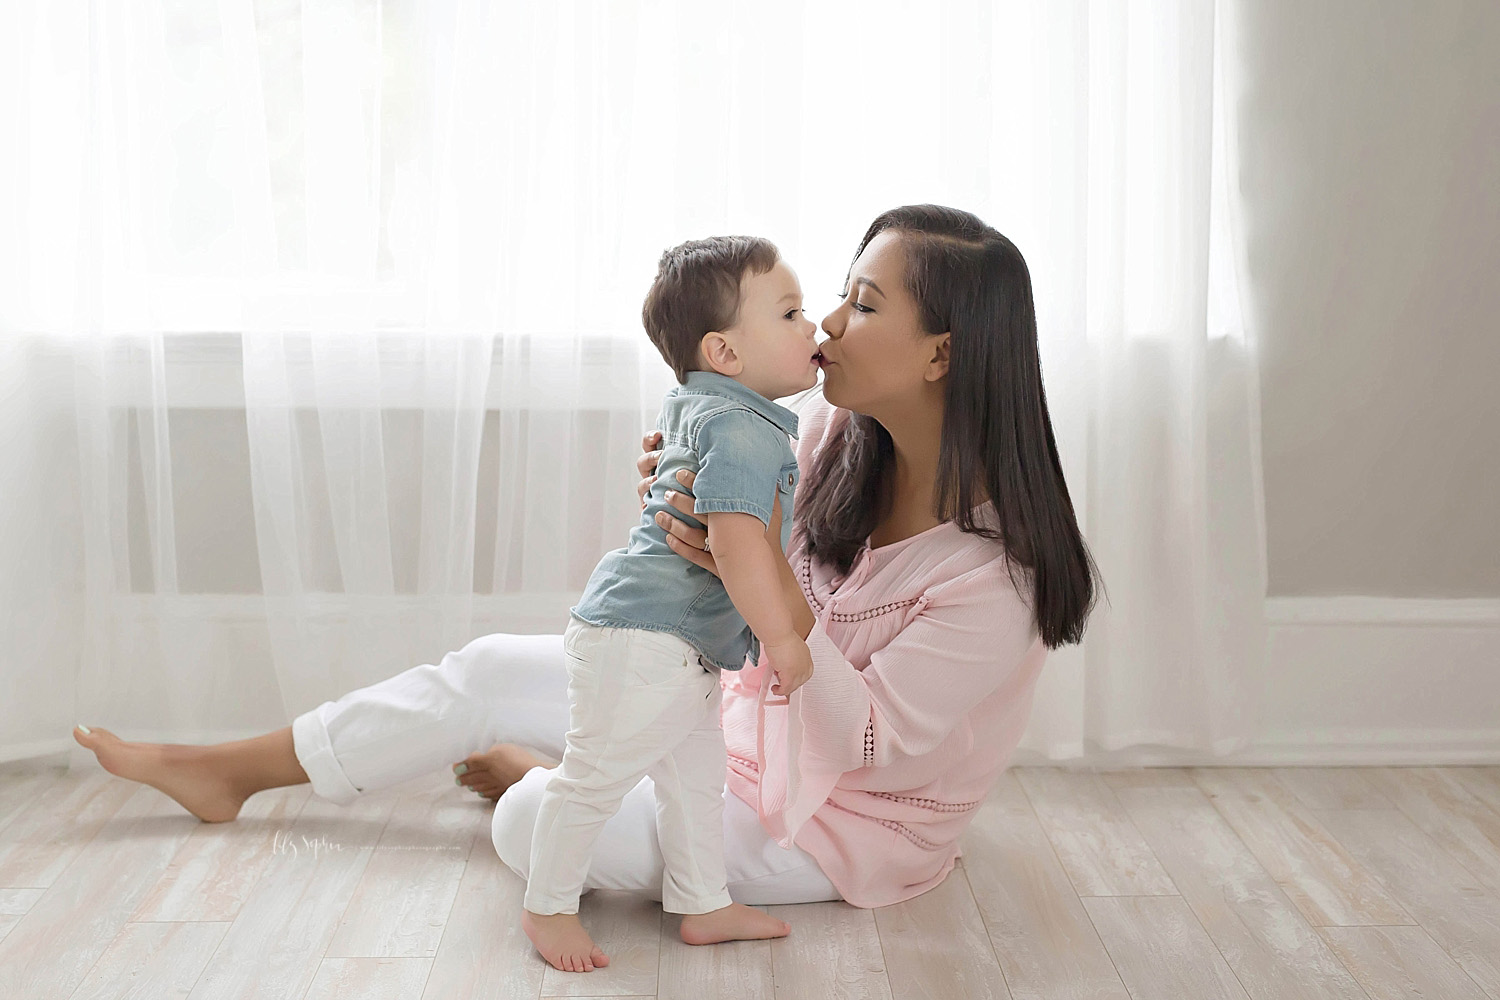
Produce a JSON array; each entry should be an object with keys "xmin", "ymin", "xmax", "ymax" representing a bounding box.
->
[{"xmin": 0, "ymin": 0, "xmax": 1265, "ymax": 767}]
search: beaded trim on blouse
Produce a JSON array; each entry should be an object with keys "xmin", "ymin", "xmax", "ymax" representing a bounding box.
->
[
  {"xmin": 868, "ymin": 791, "xmax": 982, "ymax": 815},
  {"xmin": 797, "ymin": 550, "xmax": 924, "ymax": 623},
  {"xmin": 796, "ymin": 552, "xmax": 824, "ymax": 613},
  {"xmin": 727, "ymin": 750, "xmax": 759, "ymax": 773},
  {"xmin": 729, "ymin": 754, "xmax": 975, "ymax": 851},
  {"xmin": 826, "ymin": 800, "xmax": 943, "ymax": 851},
  {"xmin": 833, "ymin": 597, "xmax": 922, "ymax": 623}
]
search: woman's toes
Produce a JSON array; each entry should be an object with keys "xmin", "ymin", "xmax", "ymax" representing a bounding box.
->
[{"xmin": 74, "ymin": 724, "xmax": 112, "ymax": 747}]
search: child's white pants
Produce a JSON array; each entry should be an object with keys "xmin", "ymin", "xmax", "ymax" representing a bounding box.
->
[
  {"xmin": 525, "ymin": 619, "xmax": 731, "ymax": 916},
  {"xmin": 289, "ymin": 625, "xmax": 839, "ymax": 908}
]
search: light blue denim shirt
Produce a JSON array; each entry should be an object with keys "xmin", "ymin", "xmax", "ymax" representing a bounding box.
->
[{"xmin": 570, "ymin": 370, "xmax": 801, "ymax": 672}]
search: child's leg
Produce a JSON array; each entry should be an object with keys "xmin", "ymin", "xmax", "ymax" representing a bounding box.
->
[
  {"xmin": 522, "ymin": 624, "xmax": 722, "ymax": 972},
  {"xmin": 524, "ymin": 625, "xmax": 718, "ymax": 914},
  {"xmin": 648, "ymin": 684, "xmax": 792, "ymax": 945},
  {"xmin": 646, "ymin": 682, "xmax": 732, "ymax": 915}
]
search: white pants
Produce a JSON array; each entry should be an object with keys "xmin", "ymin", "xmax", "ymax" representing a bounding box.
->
[
  {"xmin": 290, "ymin": 627, "xmax": 839, "ymax": 907},
  {"xmin": 526, "ymin": 620, "xmax": 729, "ymax": 915}
]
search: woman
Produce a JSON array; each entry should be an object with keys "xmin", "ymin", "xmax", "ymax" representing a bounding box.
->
[{"xmin": 73, "ymin": 204, "xmax": 1100, "ymax": 919}]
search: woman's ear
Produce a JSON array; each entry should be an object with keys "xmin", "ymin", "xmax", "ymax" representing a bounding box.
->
[{"xmin": 925, "ymin": 333, "xmax": 951, "ymax": 382}]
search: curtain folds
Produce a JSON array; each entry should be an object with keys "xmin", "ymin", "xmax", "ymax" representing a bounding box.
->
[{"xmin": 0, "ymin": 0, "xmax": 1266, "ymax": 767}]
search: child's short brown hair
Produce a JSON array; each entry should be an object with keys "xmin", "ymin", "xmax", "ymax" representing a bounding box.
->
[{"xmin": 642, "ymin": 236, "xmax": 780, "ymax": 383}]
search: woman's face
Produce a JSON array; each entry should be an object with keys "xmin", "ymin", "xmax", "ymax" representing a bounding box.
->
[{"xmin": 817, "ymin": 230, "xmax": 946, "ymax": 418}]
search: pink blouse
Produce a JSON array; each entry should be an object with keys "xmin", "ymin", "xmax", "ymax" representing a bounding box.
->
[{"xmin": 720, "ymin": 390, "xmax": 1049, "ymax": 908}]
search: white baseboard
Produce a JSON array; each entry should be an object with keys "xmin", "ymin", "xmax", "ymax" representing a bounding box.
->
[
  {"xmin": 1009, "ymin": 731, "xmax": 1500, "ymax": 769},
  {"xmin": 1246, "ymin": 596, "xmax": 1498, "ymax": 765},
  {"xmin": 1264, "ymin": 596, "xmax": 1500, "ymax": 627},
  {"xmin": 1009, "ymin": 596, "xmax": 1500, "ymax": 768}
]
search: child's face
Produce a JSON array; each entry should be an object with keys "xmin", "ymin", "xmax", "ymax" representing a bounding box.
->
[{"xmin": 704, "ymin": 259, "xmax": 821, "ymax": 400}]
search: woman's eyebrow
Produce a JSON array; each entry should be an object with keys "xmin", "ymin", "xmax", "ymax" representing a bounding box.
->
[{"xmin": 855, "ymin": 277, "xmax": 885, "ymax": 298}]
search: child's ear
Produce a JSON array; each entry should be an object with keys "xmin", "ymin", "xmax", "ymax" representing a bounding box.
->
[{"xmin": 700, "ymin": 332, "xmax": 744, "ymax": 377}]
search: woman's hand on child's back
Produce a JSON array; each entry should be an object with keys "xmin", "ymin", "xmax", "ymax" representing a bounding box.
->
[{"xmin": 637, "ymin": 431, "xmax": 663, "ymax": 507}]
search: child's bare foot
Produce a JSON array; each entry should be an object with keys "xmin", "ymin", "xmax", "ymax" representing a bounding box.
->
[
  {"xmin": 521, "ymin": 908, "xmax": 610, "ymax": 972},
  {"xmin": 452, "ymin": 743, "xmax": 550, "ymax": 801},
  {"xmin": 679, "ymin": 902, "xmax": 791, "ymax": 946},
  {"xmin": 71, "ymin": 725, "xmax": 247, "ymax": 823}
]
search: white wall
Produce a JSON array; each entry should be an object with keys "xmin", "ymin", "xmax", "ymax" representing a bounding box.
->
[
  {"xmin": 1212, "ymin": 0, "xmax": 1500, "ymax": 766},
  {"xmin": 1231, "ymin": 0, "xmax": 1500, "ymax": 598}
]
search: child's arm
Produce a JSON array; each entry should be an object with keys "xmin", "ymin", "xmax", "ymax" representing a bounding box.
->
[{"xmin": 701, "ymin": 511, "xmax": 814, "ymax": 696}]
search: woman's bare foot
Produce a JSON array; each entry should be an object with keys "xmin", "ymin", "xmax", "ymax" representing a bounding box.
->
[
  {"xmin": 679, "ymin": 902, "xmax": 791, "ymax": 946},
  {"xmin": 72, "ymin": 725, "xmax": 248, "ymax": 823},
  {"xmin": 521, "ymin": 908, "xmax": 610, "ymax": 973},
  {"xmin": 452, "ymin": 743, "xmax": 550, "ymax": 801}
]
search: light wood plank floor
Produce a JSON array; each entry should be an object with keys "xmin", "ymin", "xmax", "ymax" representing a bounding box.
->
[{"xmin": 3, "ymin": 763, "xmax": 1499, "ymax": 1000}]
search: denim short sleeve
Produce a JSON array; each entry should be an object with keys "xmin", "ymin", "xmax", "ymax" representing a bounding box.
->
[{"xmin": 689, "ymin": 407, "xmax": 788, "ymax": 528}]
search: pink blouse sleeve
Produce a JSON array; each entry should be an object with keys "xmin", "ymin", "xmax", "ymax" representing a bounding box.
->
[{"xmin": 753, "ymin": 564, "xmax": 1040, "ymax": 848}]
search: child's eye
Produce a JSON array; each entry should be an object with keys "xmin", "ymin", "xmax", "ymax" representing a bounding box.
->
[{"xmin": 784, "ymin": 308, "xmax": 805, "ymax": 320}]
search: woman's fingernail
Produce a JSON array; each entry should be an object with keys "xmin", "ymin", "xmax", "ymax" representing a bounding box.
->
[
  {"xmin": 454, "ymin": 763, "xmax": 468, "ymax": 775},
  {"xmin": 678, "ymin": 470, "xmax": 689, "ymax": 480},
  {"xmin": 665, "ymin": 490, "xmax": 675, "ymax": 499},
  {"xmin": 656, "ymin": 513, "xmax": 667, "ymax": 525},
  {"xmin": 77, "ymin": 724, "xmax": 91, "ymax": 735}
]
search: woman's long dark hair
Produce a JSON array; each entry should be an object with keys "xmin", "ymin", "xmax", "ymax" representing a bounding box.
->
[{"xmin": 799, "ymin": 205, "xmax": 1102, "ymax": 648}]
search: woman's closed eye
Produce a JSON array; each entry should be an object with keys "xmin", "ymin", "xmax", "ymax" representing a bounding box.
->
[{"xmin": 835, "ymin": 288, "xmax": 873, "ymax": 313}]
